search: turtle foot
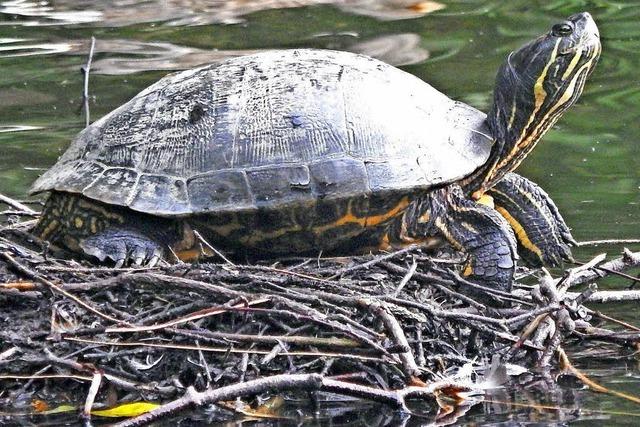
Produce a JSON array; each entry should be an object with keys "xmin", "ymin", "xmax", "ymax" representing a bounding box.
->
[{"xmin": 80, "ymin": 228, "xmax": 164, "ymax": 268}]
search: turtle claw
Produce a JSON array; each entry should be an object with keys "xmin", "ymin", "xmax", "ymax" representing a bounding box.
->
[{"xmin": 80, "ymin": 228, "xmax": 164, "ymax": 268}]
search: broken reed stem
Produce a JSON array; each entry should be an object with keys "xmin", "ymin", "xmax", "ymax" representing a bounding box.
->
[
  {"xmin": 558, "ymin": 347, "xmax": 640, "ymax": 404},
  {"xmin": 82, "ymin": 36, "xmax": 96, "ymax": 127}
]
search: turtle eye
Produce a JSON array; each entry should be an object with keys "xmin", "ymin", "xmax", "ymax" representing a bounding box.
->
[{"xmin": 552, "ymin": 22, "xmax": 574, "ymax": 37}]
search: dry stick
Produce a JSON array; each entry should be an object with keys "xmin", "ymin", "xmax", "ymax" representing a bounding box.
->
[
  {"xmin": 42, "ymin": 349, "xmax": 171, "ymax": 395},
  {"xmin": 0, "ymin": 374, "xmax": 93, "ymax": 381},
  {"xmin": 81, "ymin": 36, "xmax": 96, "ymax": 127},
  {"xmin": 63, "ymin": 337, "xmax": 385, "ymax": 362},
  {"xmin": 113, "ymin": 373, "xmax": 461, "ymax": 427},
  {"xmin": 565, "ymin": 290, "xmax": 640, "ymax": 303},
  {"xmin": 104, "ymin": 297, "xmax": 271, "ymax": 333},
  {"xmin": 171, "ymin": 328, "xmax": 361, "ymax": 349},
  {"xmin": 393, "ymin": 257, "xmax": 417, "ymax": 297},
  {"xmin": 577, "ymin": 239, "xmax": 640, "ymax": 246},
  {"xmin": 83, "ymin": 373, "xmax": 102, "ymax": 419},
  {"xmin": 361, "ymin": 299, "xmax": 421, "ymax": 379},
  {"xmin": 330, "ymin": 245, "xmax": 421, "ymax": 278},
  {"xmin": 570, "ymin": 259, "xmax": 640, "ymax": 285},
  {"xmin": 381, "ymin": 262, "xmax": 487, "ymax": 310},
  {"xmin": 192, "ymin": 229, "xmax": 235, "ymax": 265},
  {"xmin": 0, "ymin": 193, "xmax": 37, "ymax": 214},
  {"xmin": 587, "ymin": 310, "xmax": 640, "ymax": 332},
  {"xmin": 0, "ymin": 251, "xmax": 130, "ymax": 326},
  {"xmin": 565, "ymin": 249, "xmax": 640, "ymax": 288}
]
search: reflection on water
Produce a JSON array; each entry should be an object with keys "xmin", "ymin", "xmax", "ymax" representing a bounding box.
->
[
  {"xmin": 84, "ymin": 32, "xmax": 428, "ymax": 75},
  {"xmin": 2, "ymin": 0, "xmax": 444, "ymax": 26},
  {"xmin": 0, "ymin": 37, "xmax": 72, "ymax": 57},
  {"xmin": 0, "ymin": 0, "xmax": 639, "ymax": 424}
]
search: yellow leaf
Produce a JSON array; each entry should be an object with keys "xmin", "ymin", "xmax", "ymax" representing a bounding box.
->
[{"xmin": 91, "ymin": 402, "xmax": 160, "ymax": 418}]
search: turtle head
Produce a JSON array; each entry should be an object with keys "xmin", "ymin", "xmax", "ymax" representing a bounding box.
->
[{"xmin": 477, "ymin": 12, "xmax": 600, "ymax": 195}]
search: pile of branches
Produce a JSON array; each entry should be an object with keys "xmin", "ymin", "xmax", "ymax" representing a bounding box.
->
[{"xmin": 1, "ymin": 194, "xmax": 640, "ymax": 425}]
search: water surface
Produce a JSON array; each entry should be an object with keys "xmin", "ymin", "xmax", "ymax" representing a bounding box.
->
[{"xmin": 1, "ymin": 0, "xmax": 639, "ymax": 424}]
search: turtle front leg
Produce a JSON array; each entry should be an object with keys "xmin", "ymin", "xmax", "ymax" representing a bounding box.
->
[
  {"xmin": 488, "ymin": 172, "xmax": 575, "ymax": 268},
  {"xmin": 394, "ymin": 185, "xmax": 518, "ymax": 294},
  {"xmin": 34, "ymin": 192, "xmax": 181, "ymax": 268}
]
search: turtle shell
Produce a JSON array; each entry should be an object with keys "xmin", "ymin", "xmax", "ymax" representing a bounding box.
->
[{"xmin": 31, "ymin": 49, "xmax": 493, "ymax": 216}]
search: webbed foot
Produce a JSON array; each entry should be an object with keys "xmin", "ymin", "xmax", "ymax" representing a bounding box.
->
[
  {"xmin": 489, "ymin": 172, "xmax": 575, "ymax": 268},
  {"xmin": 80, "ymin": 228, "xmax": 164, "ymax": 268}
]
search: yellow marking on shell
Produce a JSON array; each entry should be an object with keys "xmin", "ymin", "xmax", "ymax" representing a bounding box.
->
[
  {"xmin": 74, "ymin": 217, "xmax": 84, "ymax": 229},
  {"xmin": 313, "ymin": 197, "xmax": 410, "ymax": 234},
  {"xmin": 77, "ymin": 199, "xmax": 125, "ymax": 222},
  {"xmin": 562, "ymin": 49, "xmax": 583, "ymax": 80},
  {"xmin": 463, "ymin": 263, "xmax": 473, "ymax": 277},
  {"xmin": 495, "ymin": 206, "xmax": 543, "ymax": 260},
  {"xmin": 206, "ymin": 221, "xmax": 244, "ymax": 237},
  {"xmin": 476, "ymin": 194, "xmax": 494, "ymax": 209},
  {"xmin": 90, "ymin": 217, "xmax": 98, "ymax": 234},
  {"xmin": 40, "ymin": 219, "xmax": 60, "ymax": 239}
]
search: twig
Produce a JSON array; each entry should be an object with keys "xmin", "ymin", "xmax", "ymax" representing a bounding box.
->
[
  {"xmin": 360, "ymin": 299, "xmax": 421, "ymax": 379},
  {"xmin": 104, "ymin": 297, "xmax": 270, "ymax": 333},
  {"xmin": 0, "ymin": 251, "xmax": 131, "ymax": 326},
  {"xmin": 393, "ymin": 257, "xmax": 417, "ymax": 297},
  {"xmin": 63, "ymin": 337, "xmax": 386, "ymax": 362},
  {"xmin": 192, "ymin": 229, "xmax": 235, "ymax": 265},
  {"xmin": 0, "ymin": 193, "xmax": 37, "ymax": 214},
  {"xmin": 83, "ymin": 373, "xmax": 102, "ymax": 419},
  {"xmin": 577, "ymin": 239, "xmax": 640, "ymax": 247},
  {"xmin": 330, "ymin": 245, "xmax": 421, "ymax": 278},
  {"xmin": 563, "ymin": 249, "xmax": 640, "ymax": 288}
]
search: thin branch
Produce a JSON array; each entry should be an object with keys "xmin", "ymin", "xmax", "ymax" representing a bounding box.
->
[
  {"xmin": 0, "ymin": 251, "xmax": 131, "ymax": 326},
  {"xmin": 0, "ymin": 193, "xmax": 37, "ymax": 214}
]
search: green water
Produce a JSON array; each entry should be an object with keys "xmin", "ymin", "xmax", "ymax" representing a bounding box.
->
[{"xmin": 1, "ymin": 0, "xmax": 639, "ymax": 424}]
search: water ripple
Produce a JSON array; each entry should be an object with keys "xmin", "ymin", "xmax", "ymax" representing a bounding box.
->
[
  {"xmin": 1, "ymin": 0, "xmax": 101, "ymax": 25},
  {"xmin": 0, "ymin": 125, "xmax": 42, "ymax": 133},
  {"xmin": 0, "ymin": 38, "xmax": 73, "ymax": 57}
]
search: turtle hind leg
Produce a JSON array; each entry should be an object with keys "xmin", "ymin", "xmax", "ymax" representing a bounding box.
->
[{"xmin": 488, "ymin": 172, "xmax": 575, "ymax": 268}]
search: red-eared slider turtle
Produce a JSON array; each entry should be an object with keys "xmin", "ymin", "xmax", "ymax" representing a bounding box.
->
[{"xmin": 31, "ymin": 13, "xmax": 600, "ymax": 294}]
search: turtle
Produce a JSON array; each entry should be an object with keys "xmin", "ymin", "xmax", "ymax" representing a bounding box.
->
[{"xmin": 31, "ymin": 12, "xmax": 600, "ymax": 295}]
